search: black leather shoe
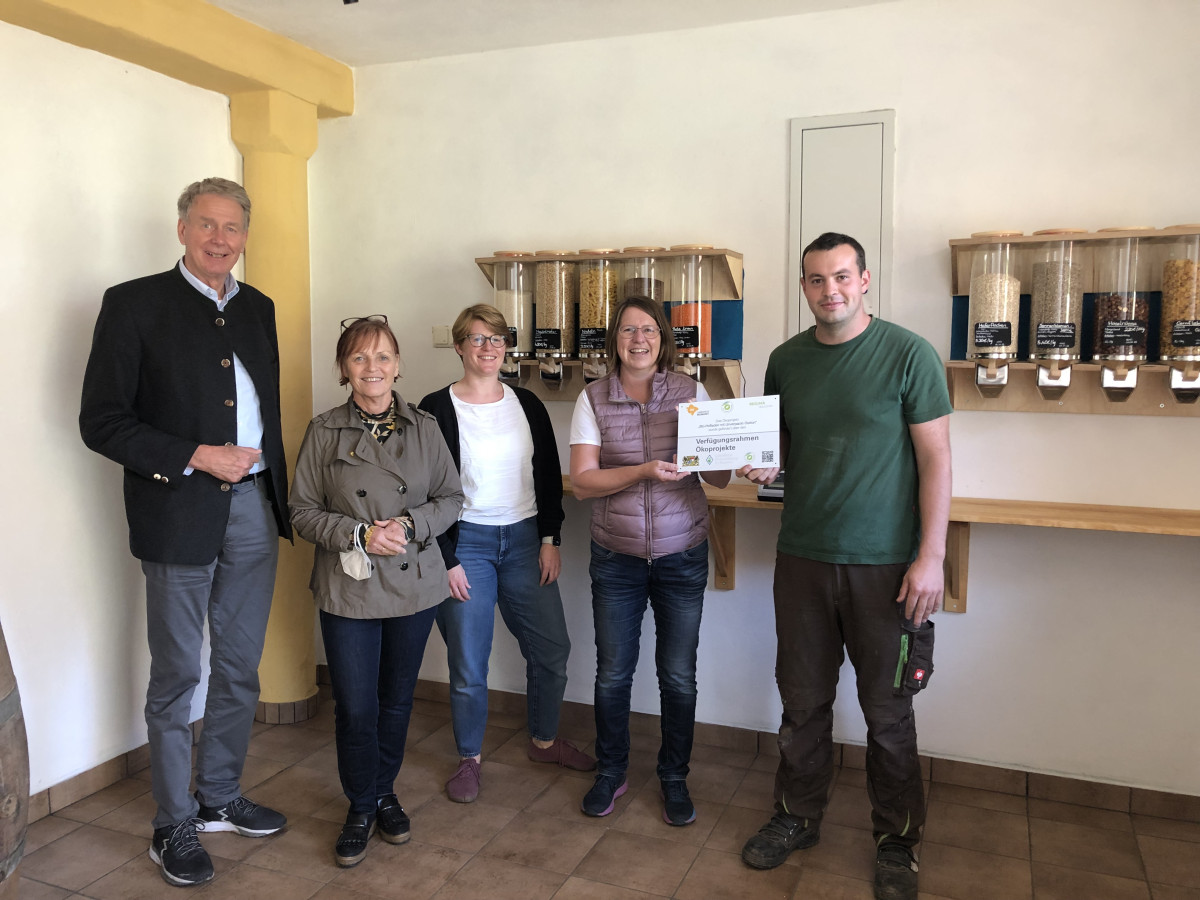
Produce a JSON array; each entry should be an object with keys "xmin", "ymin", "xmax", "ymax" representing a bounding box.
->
[
  {"xmin": 335, "ymin": 812, "xmax": 376, "ymax": 867},
  {"xmin": 376, "ymin": 794, "xmax": 410, "ymax": 844}
]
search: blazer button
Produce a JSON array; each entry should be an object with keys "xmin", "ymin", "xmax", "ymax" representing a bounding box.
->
[
  {"xmin": 215, "ymin": 317, "xmax": 225, "ymax": 326},
  {"xmin": 220, "ymin": 483, "xmax": 231, "ymax": 492},
  {"xmin": 399, "ymin": 562, "xmax": 409, "ymax": 571},
  {"xmin": 398, "ymin": 485, "xmax": 407, "ymax": 494},
  {"xmin": 153, "ymin": 473, "xmax": 161, "ymax": 481},
  {"xmin": 224, "ymin": 399, "xmax": 235, "ymax": 407},
  {"xmin": 356, "ymin": 489, "xmax": 366, "ymax": 497},
  {"xmin": 225, "ymin": 442, "xmax": 234, "ymax": 447},
  {"xmin": 349, "ymin": 451, "xmax": 356, "ymax": 458},
  {"xmin": 161, "ymin": 476, "xmax": 170, "ymax": 484},
  {"xmin": 221, "ymin": 358, "xmax": 232, "ymax": 367}
]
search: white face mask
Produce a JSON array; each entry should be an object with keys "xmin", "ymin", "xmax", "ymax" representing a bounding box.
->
[{"xmin": 339, "ymin": 527, "xmax": 375, "ymax": 581}]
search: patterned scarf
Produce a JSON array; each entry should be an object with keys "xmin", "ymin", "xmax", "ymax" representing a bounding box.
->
[{"xmin": 354, "ymin": 397, "xmax": 398, "ymax": 444}]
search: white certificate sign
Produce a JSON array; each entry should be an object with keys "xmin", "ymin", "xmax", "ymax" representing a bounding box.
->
[{"xmin": 677, "ymin": 395, "xmax": 780, "ymax": 472}]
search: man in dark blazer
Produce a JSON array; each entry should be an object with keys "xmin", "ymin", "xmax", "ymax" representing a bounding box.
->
[{"xmin": 80, "ymin": 177, "xmax": 291, "ymax": 888}]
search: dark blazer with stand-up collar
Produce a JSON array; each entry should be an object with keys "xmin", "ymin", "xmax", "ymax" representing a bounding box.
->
[{"xmin": 80, "ymin": 265, "xmax": 291, "ymax": 565}]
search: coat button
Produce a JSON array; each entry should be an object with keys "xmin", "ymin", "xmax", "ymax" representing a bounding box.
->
[
  {"xmin": 399, "ymin": 562, "xmax": 409, "ymax": 571},
  {"xmin": 220, "ymin": 483, "xmax": 231, "ymax": 492},
  {"xmin": 215, "ymin": 317, "xmax": 225, "ymax": 326},
  {"xmin": 161, "ymin": 476, "xmax": 170, "ymax": 484},
  {"xmin": 225, "ymin": 442, "xmax": 233, "ymax": 447},
  {"xmin": 153, "ymin": 473, "xmax": 161, "ymax": 481},
  {"xmin": 221, "ymin": 358, "xmax": 231, "ymax": 367},
  {"xmin": 349, "ymin": 451, "xmax": 356, "ymax": 458},
  {"xmin": 356, "ymin": 489, "xmax": 366, "ymax": 497},
  {"xmin": 224, "ymin": 399, "xmax": 235, "ymax": 407},
  {"xmin": 398, "ymin": 485, "xmax": 407, "ymax": 494}
]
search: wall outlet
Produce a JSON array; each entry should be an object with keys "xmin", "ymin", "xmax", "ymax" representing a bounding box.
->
[{"xmin": 432, "ymin": 325, "xmax": 453, "ymax": 347}]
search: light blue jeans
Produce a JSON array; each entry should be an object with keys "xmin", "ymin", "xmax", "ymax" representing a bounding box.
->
[{"xmin": 436, "ymin": 516, "xmax": 571, "ymax": 758}]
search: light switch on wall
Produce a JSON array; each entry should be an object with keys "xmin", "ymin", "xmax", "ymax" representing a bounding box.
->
[{"xmin": 432, "ymin": 325, "xmax": 453, "ymax": 347}]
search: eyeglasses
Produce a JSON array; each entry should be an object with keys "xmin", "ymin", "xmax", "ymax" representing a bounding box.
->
[
  {"xmin": 465, "ymin": 333, "xmax": 509, "ymax": 348},
  {"xmin": 340, "ymin": 314, "xmax": 388, "ymax": 330},
  {"xmin": 617, "ymin": 325, "xmax": 662, "ymax": 339}
]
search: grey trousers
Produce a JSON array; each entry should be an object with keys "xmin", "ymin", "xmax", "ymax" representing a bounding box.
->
[{"xmin": 141, "ymin": 480, "xmax": 279, "ymax": 829}]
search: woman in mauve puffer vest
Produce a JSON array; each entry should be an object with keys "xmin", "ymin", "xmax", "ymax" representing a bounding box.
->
[{"xmin": 569, "ymin": 296, "xmax": 733, "ymax": 828}]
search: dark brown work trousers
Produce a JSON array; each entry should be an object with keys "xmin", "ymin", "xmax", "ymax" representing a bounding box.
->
[{"xmin": 771, "ymin": 552, "xmax": 927, "ymax": 848}]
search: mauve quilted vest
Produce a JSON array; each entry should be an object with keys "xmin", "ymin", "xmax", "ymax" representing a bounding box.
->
[{"xmin": 584, "ymin": 370, "xmax": 709, "ymax": 559}]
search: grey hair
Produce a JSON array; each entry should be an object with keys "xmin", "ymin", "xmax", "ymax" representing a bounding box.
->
[{"xmin": 177, "ymin": 177, "xmax": 251, "ymax": 229}]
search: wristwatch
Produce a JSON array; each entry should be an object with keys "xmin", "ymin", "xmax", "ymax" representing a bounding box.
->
[{"xmin": 541, "ymin": 535, "xmax": 561, "ymax": 546}]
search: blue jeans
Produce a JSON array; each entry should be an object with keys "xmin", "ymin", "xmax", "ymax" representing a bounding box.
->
[
  {"xmin": 436, "ymin": 517, "xmax": 571, "ymax": 758},
  {"xmin": 590, "ymin": 539, "xmax": 708, "ymax": 783},
  {"xmin": 320, "ymin": 604, "xmax": 437, "ymax": 814}
]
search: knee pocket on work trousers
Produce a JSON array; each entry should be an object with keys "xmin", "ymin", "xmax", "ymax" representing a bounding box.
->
[{"xmin": 893, "ymin": 620, "xmax": 934, "ymax": 697}]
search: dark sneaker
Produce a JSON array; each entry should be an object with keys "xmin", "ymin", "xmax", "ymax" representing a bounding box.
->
[
  {"xmin": 660, "ymin": 779, "xmax": 696, "ymax": 826},
  {"xmin": 581, "ymin": 773, "xmax": 628, "ymax": 817},
  {"xmin": 375, "ymin": 794, "xmax": 410, "ymax": 844},
  {"xmin": 874, "ymin": 842, "xmax": 918, "ymax": 900},
  {"xmin": 446, "ymin": 757, "xmax": 482, "ymax": 803},
  {"xmin": 527, "ymin": 738, "xmax": 597, "ymax": 771},
  {"xmin": 335, "ymin": 812, "xmax": 376, "ymax": 868},
  {"xmin": 196, "ymin": 793, "xmax": 286, "ymax": 836},
  {"xmin": 149, "ymin": 819, "xmax": 214, "ymax": 887},
  {"xmin": 740, "ymin": 812, "xmax": 820, "ymax": 869}
]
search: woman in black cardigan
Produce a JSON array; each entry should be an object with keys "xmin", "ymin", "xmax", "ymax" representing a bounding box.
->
[{"xmin": 418, "ymin": 304, "xmax": 595, "ymax": 804}]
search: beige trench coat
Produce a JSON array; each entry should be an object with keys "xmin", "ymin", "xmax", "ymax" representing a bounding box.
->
[{"xmin": 290, "ymin": 393, "xmax": 464, "ymax": 619}]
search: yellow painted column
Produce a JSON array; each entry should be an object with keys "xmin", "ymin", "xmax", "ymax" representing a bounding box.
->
[{"xmin": 231, "ymin": 89, "xmax": 319, "ymax": 717}]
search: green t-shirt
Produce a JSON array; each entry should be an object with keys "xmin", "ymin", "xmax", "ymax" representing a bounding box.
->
[{"xmin": 764, "ymin": 317, "xmax": 951, "ymax": 564}]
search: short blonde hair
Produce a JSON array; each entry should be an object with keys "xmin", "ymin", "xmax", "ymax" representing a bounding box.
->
[{"xmin": 452, "ymin": 304, "xmax": 509, "ymax": 346}]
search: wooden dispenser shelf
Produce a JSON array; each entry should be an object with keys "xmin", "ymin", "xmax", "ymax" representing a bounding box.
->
[
  {"xmin": 564, "ymin": 479, "xmax": 1200, "ymax": 608},
  {"xmin": 945, "ymin": 361, "xmax": 1200, "ymax": 417}
]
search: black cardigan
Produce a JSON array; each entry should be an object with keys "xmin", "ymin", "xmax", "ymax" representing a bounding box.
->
[{"xmin": 418, "ymin": 384, "xmax": 565, "ymax": 570}]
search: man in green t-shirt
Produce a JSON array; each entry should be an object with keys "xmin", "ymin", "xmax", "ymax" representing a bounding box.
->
[{"xmin": 739, "ymin": 233, "xmax": 952, "ymax": 900}]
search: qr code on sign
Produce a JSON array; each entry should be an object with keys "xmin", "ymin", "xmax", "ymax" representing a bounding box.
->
[{"xmin": 761, "ymin": 451, "xmax": 774, "ymax": 463}]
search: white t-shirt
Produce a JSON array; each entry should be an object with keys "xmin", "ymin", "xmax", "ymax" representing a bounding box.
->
[
  {"xmin": 570, "ymin": 381, "xmax": 711, "ymax": 446},
  {"xmin": 452, "ymin": 384, "xmax": 538, "ymax": 525}
]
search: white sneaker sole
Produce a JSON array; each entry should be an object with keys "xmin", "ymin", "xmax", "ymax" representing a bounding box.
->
[{"xmin": 148, "ymin": 846, "xmax": 214, "ymax": 886}]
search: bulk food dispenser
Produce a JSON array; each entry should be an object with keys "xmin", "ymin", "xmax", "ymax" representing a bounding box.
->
[
  {"xmin": 669, "ymin": 244, "xmax": 715, "ymax": 378},
  {"xmin": 491, "ymin": 250, "xmax": 533, "ymax": 381},
  {"xmin": 577, "ymin": 249, "xmax": 621, "ymax": 381},
  {"xmin": 533, "ymin": 251, "xmax": 577, "ymax": 385},
  {"xmin": 1027, "ymin": 230, "xmax": 1085, "ymax": 399},
  {"xmin": 1159, "ymin": 227, "xmax": 1200, "ymax": 403},
  {"xmin": 622, "ymin": 247, "xmax": 666, "ymax": 301},
  {"xmin": 966, "ymin": 233, "xmax": 1021, "ymax": 397},
  {"xmin": 1092, "ymin": 231, "xmax": 1152, "ymax": 401}
]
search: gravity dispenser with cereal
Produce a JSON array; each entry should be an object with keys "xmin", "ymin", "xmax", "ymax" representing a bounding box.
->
[
  {"xmin": 1092, "ymin": 233, "xmax": 1151, "ymax": 401},
  {"xmin": 1027, "ymin": 231, "xmax": 1085, "ymax": 399},
  {"xmin": 966, "ymin": 234, "xmax": 1021, "ymax": 397},
  {"xmin": 533, "ymin": 251, "xmax": 577, "ymax": 386},
  {"xmin": 491, "ymin": 250, "xmax": 534, "ymax": 381},
  {"xmin": 1159, "ymin": 228, "xmax": 1200, "ymax": 403},
  {"xmin": 577, "ymin": 249, "xmax": 621, "ymax": 381}
]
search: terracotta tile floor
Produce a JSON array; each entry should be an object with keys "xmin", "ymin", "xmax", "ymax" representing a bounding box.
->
[{"xmin": 19, "ymin": 695, "xmax": 1200, "ymax": 900}]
